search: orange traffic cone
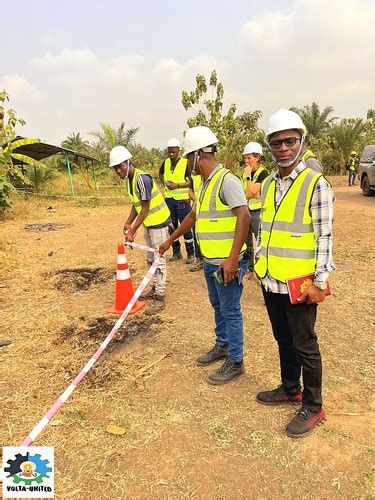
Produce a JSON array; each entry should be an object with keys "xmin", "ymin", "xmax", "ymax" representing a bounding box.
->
[{"xmin": 107, "ymin": 243, "xmax": 146, "ymax": 315}]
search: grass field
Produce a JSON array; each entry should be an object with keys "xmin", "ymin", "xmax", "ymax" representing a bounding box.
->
[{"xmin": 0, "ymin": 176, "xmax": 374, "ymax": 499}]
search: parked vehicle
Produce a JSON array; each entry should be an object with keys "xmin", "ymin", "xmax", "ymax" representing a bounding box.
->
[{"xmin": 359, "ymin": 145, "xmax": 375, "ymax": 196}]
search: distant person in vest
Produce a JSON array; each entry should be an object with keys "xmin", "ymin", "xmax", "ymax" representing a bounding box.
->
[
  {"xmin": 241, "ymin": 142, "xmax": 269, "ymax": 272},
  {"xmin": 301, "ymin": 142, "xmax": 323, "ymax": 173},
  {"xmin": 159, "ymin": 126, "xmax": 250, "ymax": 385},
  {"xmin": 346, "ymin": 150, "xmax": 359, "ymax": 186},
  {"xmin": 109, "ymin": 146, "xmax": 171, "ymax": 315},
  {"xmin": 254, "ymin": 109, "xmax": 335, "ymax": 438},
  {"xmin": 159, "ymin": 138, "xmax": 195, "ymax": 264}
]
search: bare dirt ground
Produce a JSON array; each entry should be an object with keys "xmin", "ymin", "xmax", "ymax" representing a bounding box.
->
[{"xmin": 1, "ymin": 176, "xmax": 374, "ymax": 499}]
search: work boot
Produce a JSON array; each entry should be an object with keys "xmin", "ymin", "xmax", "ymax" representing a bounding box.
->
[
  {"xmin": 256, "ymin": 385, "xmax": 302, "ymax": 405},
  {"xmin": 286, "ymin": 407, "xmax": 326, "ymax": 438},
  {"xmin": 208, "ymin": 357, "xmax": 244, "ymax": 385},
  {"xmin": 190, "ymin": 259, "xmax": 203, "ymax": 272},
  {"xmin": 186, "ymin": 254, "xmax": 195, "ymax": 265},
  {"xmin": 196, "ymin": 343, "xmax": 228, "ymax": 365},
  {"xmin": 145, "ymin": 295, "xmax": 165, "ymax": 315},
  {"xmin": 169, "ymin": 252, "xmax": 182, "ymax": 262},
  {"xmin": 140, "ymin": 287, "xmax": 155, "ymax": 300}
]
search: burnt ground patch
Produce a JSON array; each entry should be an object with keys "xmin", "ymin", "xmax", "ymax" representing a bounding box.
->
[
  {"xmin": 46, "ymin": 267, "xmax": 113, "ymax": 291},
  {"xmin": 55, "ymin": 315, "xmax": 164, "ymax": 387},
  {"xmin": 24, "ymin": 223, "xmax": 71, "ymax": 232}
]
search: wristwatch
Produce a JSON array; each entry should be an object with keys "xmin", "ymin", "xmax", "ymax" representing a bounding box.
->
[
  {"xmin": 313, "ymin": 280, "xmax": 327, "ymax": 290},
  {"xmin": 246, "ymin": 176, "xmax": 251, "ymax": 181}
]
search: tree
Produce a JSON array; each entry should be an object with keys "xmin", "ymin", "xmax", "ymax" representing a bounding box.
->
[
  {"xmin": 89, "ymin": 122, "xmax": 139, "ymax": 167},
  {"xmin": 182, "ymin": 71, "xmax": 262, "ymax": 169},
  {"xmin": 290, "ymin": 102, "xmax": 337, "ymax": 137},
  {"xmin": 61, "ymin": 132, "xmax": 90, "ymax": 153},
  {"xmin": 329, "ymin": 118, "xmax": 368, "ymax": 172},
  {"xmin": 0, "ymin": 91, "xmax": 42, "ymax": 210}
]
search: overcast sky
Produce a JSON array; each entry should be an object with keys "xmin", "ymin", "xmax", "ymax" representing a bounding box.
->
[{"xmin": 2, "ymin": 0, "xmax": 374, "ymax": 148}]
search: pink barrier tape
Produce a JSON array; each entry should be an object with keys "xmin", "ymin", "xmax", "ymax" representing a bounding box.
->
[
  {"xmin": 21, "ymin": 255, "xmax": 160, "ymax": 446},
  {"xmin": 125, "ymin": 241, "xmax": 159, "ymax": 254}
]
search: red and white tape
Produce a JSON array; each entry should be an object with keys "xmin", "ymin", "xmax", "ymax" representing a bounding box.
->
[{"xmin": 21, "ymin": 245, "xmax": 160, "ymax": 446}]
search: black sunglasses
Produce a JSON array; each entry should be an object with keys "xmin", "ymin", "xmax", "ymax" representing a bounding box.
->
[{"xmin": 268, "ymin": 137, "xmax": 301, "ymax": 149}]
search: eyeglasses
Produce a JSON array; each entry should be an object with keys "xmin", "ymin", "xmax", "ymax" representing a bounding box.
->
[{"xmin": 268, "ymin": 137, "xmax": 301, "ymax": 149}]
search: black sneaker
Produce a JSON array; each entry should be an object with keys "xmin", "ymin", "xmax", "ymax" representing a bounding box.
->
[
  {"xmin": 286, "ymin": 407, "xmax": 326, "ymax": 438},
  {"xmin": 169, "ymin": 253, "xmax": 182, "ymax": 262},
  {"xmin": 256, "ymin": 385, "xmax": 302, "ymax": 405},
  {"xmin": 196, "ymin": 344, "xmax": 228, "ymax": 365},
  {"xmin": 208, "ymin": 357, "xmax": 244, "ymax": 385}
]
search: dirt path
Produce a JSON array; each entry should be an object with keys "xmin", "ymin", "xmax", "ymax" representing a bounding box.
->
[{"xmin": 1, "ymin": 177, "xmax": 374, "ymax": 498}]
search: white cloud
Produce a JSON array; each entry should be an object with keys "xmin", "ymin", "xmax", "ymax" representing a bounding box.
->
[{"xmin": 0, "ymin": 74, "xmax": 43, "ymax": 102}]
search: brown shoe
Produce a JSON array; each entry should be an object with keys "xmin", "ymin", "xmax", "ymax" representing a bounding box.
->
[
  {"xmin": 145, "ymin": 295, "xmax": 165, "ymax": 315},
  {"xmin": 140, "ymin": 287, "xmax": 155, "ymax": 300},
  {"xmin": 189, "ymin": 259, "xmax": 203, "ymax": 272},
  {"xmin": 208, "ymin": 358, "xmax": 244, "ymax": 385}
]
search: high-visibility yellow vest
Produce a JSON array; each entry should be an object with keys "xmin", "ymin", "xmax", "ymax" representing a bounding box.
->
[
  {"xmin": 196, "ymin": 167, "xmax": 247, "ymax": 259},
  {"xmin": 301, "ymin": 149, "xmax": 317, "ymax": 162},
  {"xmin": 254, "ymin": 167, "xmax": 322, "ymax": 283},
  {"xmin": 348, "ymin": 157, "xmax": 356, "ymax": 170},
  {"xmin": 164, "ymin": 157, "xmax": 189, "ymax": 200},
  {"xmin": 192, "ymin": 174, "xmax": 202, "ymax": 198},
  {"xmin": 242, "ymin": 165, "xmax": 267, "ymax": 211},
  {"xmin": 127, "ymin": 169, "xmax": 170, "ymax": 227}
]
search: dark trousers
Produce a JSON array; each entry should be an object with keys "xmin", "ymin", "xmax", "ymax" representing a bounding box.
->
[
  {"xmin": 165, "ymin": 198, "xmax": 194, "ymax": 256},
  {"xmin": 262, "ymin": 288, "xmax": 322, "ymax": 412},
  {"xmin": 244, "ymin": 209, "xmax": 261, "ymax": 271}
]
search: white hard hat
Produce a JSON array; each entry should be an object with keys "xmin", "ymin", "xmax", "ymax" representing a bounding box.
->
[
  {"xmin": 182, "ymin": 126, "xmax": 218, "ymax": 156},
  {"xmin": 267, "ymin": 109, "xmax": 307, "ymax": 140},
  {"xmin": 167, "ymin": 137, "xmax": 180, "ymax": 148},
  {"xmin": 243, "ymin": 142, "xmax": 263, "ymax": 156},
  {"xmin": 109, "ymin": 146, "xmax": 132, "ymax": 167}
]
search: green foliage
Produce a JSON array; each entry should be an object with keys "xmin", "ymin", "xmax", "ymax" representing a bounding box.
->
[
  {"xmin": 290, "ymin": 102, "xmax": 337, "ymax": 137},
  {"xmin": 182, "ymin": 71, "xmax": 262, "ymax": 169},
  {"xmin": 329, "ymin": 118, "xmax": 368, "ymax": 172},
  {"xmin": 89, "ymin": 121, "xmax": 139, "ymax": 166}
]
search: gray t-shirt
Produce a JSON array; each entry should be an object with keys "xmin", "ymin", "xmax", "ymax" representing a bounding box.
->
[{"xmin": 193, "ymin": 165, "xmax": 248, "ymax": 264}]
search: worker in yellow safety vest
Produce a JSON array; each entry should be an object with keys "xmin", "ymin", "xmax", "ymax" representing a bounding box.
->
[
  {"xmin": 109, "ymin": 146, "xmax": 171, "ymax": 314},
  {"xmin": 159, "ymin": 126, "xmax": 250, "ymax": 385},
  {"xmin": 300, "ymin": 144, "xmax": 323, "ymax": 173},
  {"xmin": 241, "ymin": 142, "xmax": 269, "ymax": 272},
  {"xmin": 254, "ymin": 109, "xmax": 335, "ymax": 438},
  {"xmin": 159, "ymin": 138, "xmax": 195, "ymax": 264},
  {"xmin": 345, "ymin": 150, "xmax": 359, "ymax": 186}
]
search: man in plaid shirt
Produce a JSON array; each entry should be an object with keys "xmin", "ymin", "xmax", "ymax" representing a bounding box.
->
[{"xmin": 254, "ymin": 109, "xmax": 335, "ymax": 438}]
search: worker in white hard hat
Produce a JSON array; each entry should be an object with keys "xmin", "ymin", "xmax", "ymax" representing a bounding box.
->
[
  {"xmin": 241, "ymin": 142, "xmax": 269, "ymax": 273},
  {"xmin": 109, "ymin": 145, "xmax": 172, "ymax": 314},
  {"xmin": 254, "ymin": 109, "xmax": 335, "ymax": 438},
  {"xmin": 159, "ymin": 126, "xmax": 250, "ymax": 385},
  {"xmin": 159, "ymin": 138, "xmax": 195, "ymax": 264}
]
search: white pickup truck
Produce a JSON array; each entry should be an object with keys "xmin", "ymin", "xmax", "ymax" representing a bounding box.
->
[{"xmin": 359, "ymin": 145, "xmax": 375, "ymax": 196}]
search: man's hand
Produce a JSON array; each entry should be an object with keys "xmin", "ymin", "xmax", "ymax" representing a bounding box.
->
[
  {"xmin": 244, "ymin": 166, "xmax": 252, "ymax": 178},
  {"xmin": 297, "ymin": 285, "xmax": 327, "ymax": 304},
  {"xmin": 166, "ymin": 181, "xmax": 178, "ymax": 190},
  {"xmin": 125, "ymin": 227, "xmax": 136, "ymax": 242},
  {"xmin": 123, "ymin": 223, "xmax": 132, "ymax": 236},
  {"xmin": 159, "ymin": 238, "xmax": 172, "ymax": 256},
  {"xmin": 220, "ymin": 256, "xmax": 238, "ymax": 285}
]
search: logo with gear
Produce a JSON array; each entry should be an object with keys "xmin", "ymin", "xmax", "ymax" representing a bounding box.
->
[{"xmin": 5, "ymin": 451, "xmax": 52, "ymax": 486}]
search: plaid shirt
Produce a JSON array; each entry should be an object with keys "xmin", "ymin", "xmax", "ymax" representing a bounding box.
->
[{"xmin": 255, "ymin": 162, "xmax": 335, "ymax": 294}]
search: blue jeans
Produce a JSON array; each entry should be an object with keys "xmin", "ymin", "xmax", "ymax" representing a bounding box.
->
[
  {"xmin": 203, "ymin": 259, "xmax": 248, "ymax": 362},
  {"xmin": 165, "ymin": 198, "xmax": 194, "ymax": 256}
]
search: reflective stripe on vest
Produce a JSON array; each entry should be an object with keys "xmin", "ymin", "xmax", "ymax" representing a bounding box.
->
[
  {"xmin": 242, "ymin": 165, "xmax": 266, "ymax": 211},
  {"xmin": 127, "ymin": 169, "xmax": 170, "ymax": 227},
  {"xmin": 348, "ymin": 158, "xmax": 356, "ymax": 170},
  {"xmin": 301, "ymin": 149, "xmax": 317, "ymax": 162},
  {"xmin": 196, "ymin": 167, "xmax": 247, "ymax": 259},
  {"xmin": 164, "ymin": 157, "xmax": 189, "ymax": 199},
  {"xmin": 254, "ymin": 168, "xmax": 321, "ymax": 283},
  {"xmin": 192, "ymin": 174, "xmax": 202, "ymax": 198}
]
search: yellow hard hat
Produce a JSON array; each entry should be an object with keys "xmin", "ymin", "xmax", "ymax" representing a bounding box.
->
[{"xmin": 351, "ymin": 150, "xmax": 358, "ymax": 155}]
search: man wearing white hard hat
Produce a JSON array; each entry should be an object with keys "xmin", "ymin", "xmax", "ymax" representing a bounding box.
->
[
  {"xmin": 109, "ymin": 145, "xmax": 171, "ymax": 314},
  {"xmin": 241, "ymin": 142, "xmax": 269, "ymax": 272},
  {"xmin": 159, "ymin": 138, "xmax": 195, "ymax": 264},
  {"xmin": 160, "ymin": 126, "xmax": 250, "ymax": 385},
  {"xmin": 254, "ymin": 109, "xmax": 335, "ymax": 438}
]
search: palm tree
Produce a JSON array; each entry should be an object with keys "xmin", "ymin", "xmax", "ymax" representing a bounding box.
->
[
  {"xmin": 89, "ymin": 122, "xmax": 139, "ymax": 150},
  {"xmin": 290, "ymin": 102, "xmax": 337, "ymax": 137},
  {"xmin": 329, "ymin": 118, "xmax": 367, "ymax": 171},
  {"xmin": 61, "ymin": 132, "xmax": 90, "ymax": 153}
]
